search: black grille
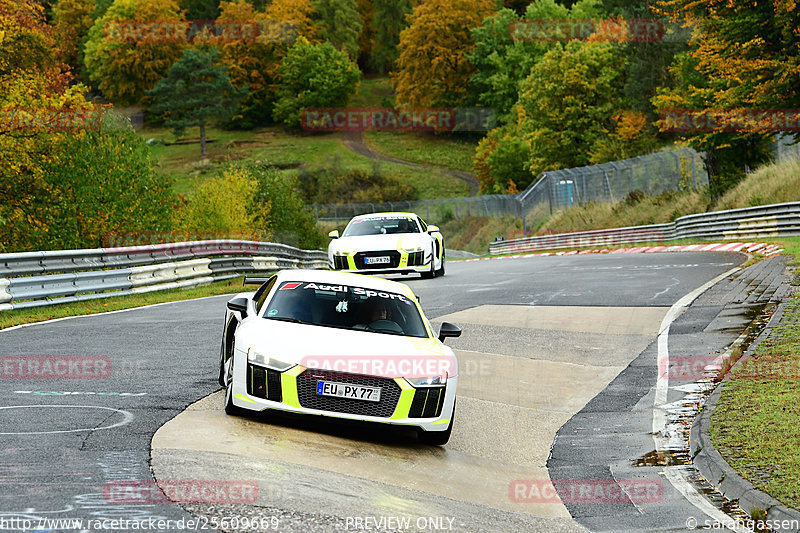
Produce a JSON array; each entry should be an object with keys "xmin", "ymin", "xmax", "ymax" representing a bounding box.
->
[
  {"xmin": 407, "ymin": 251, "xmax": 424, "ymax": 266},
  {"xmin": 354, "ymin": 250, "xmax": 401, "ymax": 270},
  {"xmin": 408, "ymin": 386, "xmax": 446, "ymax": 418},
  {"xmin": 247, "ymin": 364, "xmax": 283, "ymax": 402},
  {"xmin": 297, "ymin": 369, "xmax": 401, "ymax": 417},
  {"xmin": 333, "ymin": 255, "xmax": 348, "ymax": 270}
]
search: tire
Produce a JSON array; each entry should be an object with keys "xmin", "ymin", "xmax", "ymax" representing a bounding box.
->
[
  {"xmin": 420, "ymin": 249, "xmax": 436, "ymax": 279},
  {"xmin": 435, "ymin": 248, "xmax": 445, "ymax": 277},
  {"xmin": 223, "ymin": 353, "xmax": 246, "ymax": 416},
  {"xmin": 417, "ymin": 401, "xmax": 455, "ymax": 446},
  {"xmin": 218, "ymin": 337, "xmax": 226, "ymax": 387}
]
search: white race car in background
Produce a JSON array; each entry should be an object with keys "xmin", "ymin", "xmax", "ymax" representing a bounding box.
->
[
  {"xmin": 218, "ymin": 270, "xmax": 461, "ymax": 445},
  {"xmin": 327, "ymin": 212, "xmax": 445, "ymax": 278}
]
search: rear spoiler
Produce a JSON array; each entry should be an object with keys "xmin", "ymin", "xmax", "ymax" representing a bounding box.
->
[{"xmin": 243, "ymin": 276, "xmax": 271, "ymax": 286}]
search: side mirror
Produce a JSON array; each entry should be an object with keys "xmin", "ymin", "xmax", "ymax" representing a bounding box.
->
[
  {"xmin": 227, "ymin": 297, "xmax": 249, "ymax": 318},
  {"xmin": 328, "ymin": 230, "xmax": 339, "ymax": 239},
  {"xmin": 438, "ymin": 322, "xmax": 461, "ymax": 343},
  {"xmin": 427, "ymin": 225, "xmax": 439, "ymax": 233}
]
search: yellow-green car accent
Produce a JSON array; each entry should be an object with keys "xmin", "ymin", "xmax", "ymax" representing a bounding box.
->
[
  {"xmin": 281, "ymin": 365, "xmax": 306, "ymax": 408},
  {"xmin": 390, "ymin": 377, "xmax": 415, "ymax": 419},
  {"xmin": 234, "ymin": 394, "xmax": 257, "ymax": 404}
]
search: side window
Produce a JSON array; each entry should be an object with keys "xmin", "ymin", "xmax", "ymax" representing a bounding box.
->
[
  {"xmin": 418, "ymin": 217, "xmax": 427, "ymax": 232},
  {"xmin": 255, "ymin": 276, "xmax": 277, "ymax": 314}
]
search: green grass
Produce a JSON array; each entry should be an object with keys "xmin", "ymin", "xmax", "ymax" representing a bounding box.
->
[
  {"xmin": 715, "ymin": 158, "xmax": 800, "ymax": 210},
  {"xmin": 142, "ymin": 125, "xmax": 469, "ymax": 199},
  {"xmin": 348, "ymin": 77, "xmax": 395, "ymax": 108},
  {"xmin": 710, "ymin": 270, "xmax": 800, "ymax": 509},
  {"xmin": 363, "ymin": 131, "xmax": 478, "ymax": 173},
  {"xmin": 539, "ymin": 189, "xmax": 711, "ymax": 234},
  {"xmin": 710, "ymin": 236, "xmax": 800, "ymax": 509},
  {"xmin": 0, "ymin": 277, "xmax": 247, "ymax": 330}
]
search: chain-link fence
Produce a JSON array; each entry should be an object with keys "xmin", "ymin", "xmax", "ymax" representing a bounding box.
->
[
  {"xmin": 313, "ymin": 147, "xmax": 707, "ymax": 227},
  {"xmin": 773, "ymin": 133, "xmax": 800, "ymax": 161}
]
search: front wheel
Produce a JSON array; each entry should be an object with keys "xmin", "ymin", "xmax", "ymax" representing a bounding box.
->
[
  {"xmin": 435, "ymin": 249, "xmax": 445, "ymax": 277},
  {"xmin": 223, "ymin": 355, "xmax": 246, "ymax": 416},
  {"xmin": 420, "ymin": 253, "xmax": 436, "ymax": 279}
]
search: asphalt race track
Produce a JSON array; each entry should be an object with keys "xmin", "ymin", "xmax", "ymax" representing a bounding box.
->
[{"xmin": 0, "ymin": 252, "xmax": 754, "ymax": 532}]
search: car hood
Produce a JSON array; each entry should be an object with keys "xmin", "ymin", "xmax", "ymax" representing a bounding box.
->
[
  {"xmin": 237, "ymin": 319, "xmax": 457, "ymax": 379},
  {"xmin": 329, "ymin": 233, "xmax": 427, "ymax": 253}
]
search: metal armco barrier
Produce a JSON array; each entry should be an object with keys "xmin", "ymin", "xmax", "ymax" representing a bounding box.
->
[
  {"xmin": 489, "ymin": 201, "xmax": 800, "ymax": 255},
  {"xmin": 0, "ymin": 240, "xmax": 329, "ymax": 311}
]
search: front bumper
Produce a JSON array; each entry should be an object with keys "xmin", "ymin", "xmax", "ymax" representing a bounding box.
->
[
  {"xmin": 330, "ymin": 250, "xmax": 432, "ymax": 274},
  {"xmin": 230, "ymin": 357, "xmax": 456, "ymax": 432}
]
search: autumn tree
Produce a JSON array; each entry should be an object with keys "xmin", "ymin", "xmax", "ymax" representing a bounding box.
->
[
  {"xmin": 52, "ymin": 0, "xmax": 95, "ymax": 73},
  {"xmin": 41, "ymin": 118, "xmax": 175, "ymax": 250},
  {"xmin": 601, "ymin": 0, "xmax": 687, "ymax": 116},
  {"xmin": 468, "ymin": 0, "xmax": 603, "ymax": 124},
  {"xmin": 179, "ymin": 0, "xmax": 220, "ymax": 19},
  {"xmin": 272, "ymin": 38, "xmax": 361, "ymax": 128},
  {"xmin": 652, "ymin": 0, "xmax": 799, "ymax": 197},
  {"xmin": 0, "ymin": 0, "xmax": 173, "ymax": 252},
  {"xmin": 178, "ymin": 166, "xmax": 261, "ymax": 237},
  {"xmin": 355, "ymin": 0, "xmax": 373, "ymax": 67},
  {"xmin": 368, "ymin": 0, "xmax": 412, "ymax": 74},
  {"xmin": 393, "ymin": 0, "xmax": 497, "ymax": 107},
  {"xmin": 148, "ymin": 48, "xmax": 245, "ymax": 156},
  {"xmin": 312, "ymin": 0, "xmax": 363, "ymax": 61},
  {"xmin": 83, "ymin": 0, "xmax": 186, "ymax": 105},
  {"xmin": 0, "ymin": 0, "xmax": 93, "ymax": 251},
  {"xmin": 264, "ymin": 0, "xmax": 317, "ymax": 42},
  {"xmin": 250, "ymin": 164, "xmax": 325, "ymax": 249},
  {"xmin": 517, "ymin": 41, "xmax": 627, "ymax": 175}
]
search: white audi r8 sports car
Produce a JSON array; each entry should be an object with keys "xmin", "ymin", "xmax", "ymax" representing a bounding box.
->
[
  {"xmin": 327, "ymin": 212, "xmax": 445, "ymax": 278},
  {"xmin": 218, "ymin": 270, "xmax": 461, "ymax": 445}
]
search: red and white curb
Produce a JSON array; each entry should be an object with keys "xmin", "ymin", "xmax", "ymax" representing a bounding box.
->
[{"xmin": 469, "ymin": 242, "xmax": 784, "ymax": 261}]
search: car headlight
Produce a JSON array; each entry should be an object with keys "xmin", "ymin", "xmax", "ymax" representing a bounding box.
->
[
  {"xmin": 247, "ymin": 347, "xmax": 294, "ymax": 371},
  {"xmin": 407, "ymin": 375, "xmax": 447, "ymax": 387},
  {"xmin": 402, "ymin": 245, "xmax": 424, "ymax": 253}
]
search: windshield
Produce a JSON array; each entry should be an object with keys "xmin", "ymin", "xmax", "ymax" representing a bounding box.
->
[
  {"xmin": 262, "ymin": 281, "xmax": 429, "ymax": 338},
  {"xmin": 343, "ymin": 216, "xmax": 419, "ymax": 237}
]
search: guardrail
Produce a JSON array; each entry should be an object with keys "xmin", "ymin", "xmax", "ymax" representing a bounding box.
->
[
  {"xmin": 0, "ymin": 240, "xmax": 328, "ymax": 311},
  {"xmin": 489, "ymin": 201, "xmax": 800, "ymax": 255}
]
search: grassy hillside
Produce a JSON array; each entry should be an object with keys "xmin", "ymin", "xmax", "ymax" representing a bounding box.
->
[
  {"xmin": 538, "ymin": 157, "xmax": 800, "ymax": 235},
  {"xmin": 143, "ymin": 125, "xmax": 470, "ymax": 199},
  {"xmin": 440, "ymin": 156, "xmax": 800, "ymax": 255}
]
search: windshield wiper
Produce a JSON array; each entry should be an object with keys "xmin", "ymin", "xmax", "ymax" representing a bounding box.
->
[{"xmin": 265, "ymin": 316, "xmax": 308, "ymax": 324}]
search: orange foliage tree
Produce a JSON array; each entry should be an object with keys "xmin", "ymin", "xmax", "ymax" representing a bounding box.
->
[
  {"xmin": 652, "ymin": 0, "xmax": 799, "ymax": 196},
  {"xmin": 392, "ymin": 0, "xmax": 497, "ymax": 107},
  {"xmin": 83, "ymin": 0, "xmax": 186, "ymax": 105}
]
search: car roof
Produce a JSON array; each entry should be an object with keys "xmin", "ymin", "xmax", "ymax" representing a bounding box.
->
[
  {"xmin": 273, "ymin": 269, "xmax": 418, "ymax": 299},
  {"xmin": 350, "ymin": 212, "xmax": 419, "ymax": 220}
]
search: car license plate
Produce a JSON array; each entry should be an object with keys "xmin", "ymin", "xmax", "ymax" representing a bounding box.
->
[
  {"xmin": 365, "ymin": 256, "xmax": 391, "ymax": 265},
  {"xmin": 316, "ymin": 381, "xmax": 381, "ymax": 402}
]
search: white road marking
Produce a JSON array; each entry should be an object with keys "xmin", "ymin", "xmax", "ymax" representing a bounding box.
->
[
  {"xmin": 652, "ymin": 266, "xmax": 753, "ymax": 533},
  {"xmin": 0, "ymin": 405, "xmax": 134, "ymax": 435}
]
